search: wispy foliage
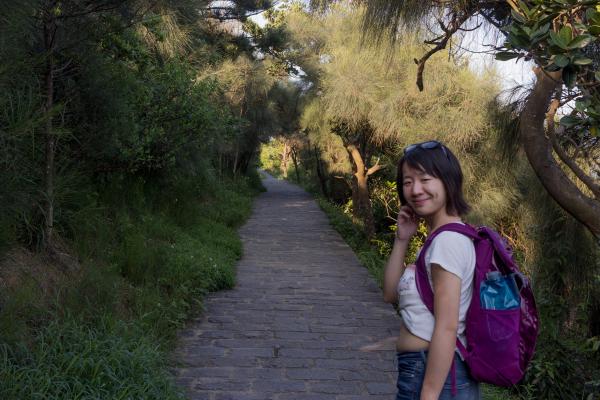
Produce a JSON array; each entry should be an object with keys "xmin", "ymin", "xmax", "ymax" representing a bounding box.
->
[{"xmin": 290, "ymin": 5, "xmax": 498, "ymax": 149}]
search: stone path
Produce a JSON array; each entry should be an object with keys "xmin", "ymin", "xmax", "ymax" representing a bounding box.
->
[{"xmin": 172, "ymin": 172, "xmax": 400, "ymax": 400}]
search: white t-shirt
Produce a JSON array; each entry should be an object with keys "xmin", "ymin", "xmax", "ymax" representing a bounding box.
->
[{"xmin": 397, "ymin": 230, "xmax": 476, "ymax": 346}]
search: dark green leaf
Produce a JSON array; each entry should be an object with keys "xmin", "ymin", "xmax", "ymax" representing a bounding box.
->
[
  {"xmin": 585, "ymin": 8, "xmax": 595, "ymax": 20},
  {"xmin": 588, "ymin": 109, "xmax": 600, "ymax": 119},
  {"xmin": 539, "ymin": 14, "xmax": 555, "ymax": 26},
  {"xmin": 586, "ymin": 8, "xmax": 600, "ymax": 23},
  {"xmin": 511, "ymin": 9, "xmax": 526, "ymax": 24},
  {"xmin": 495, "ymin": 52, "xmax": 520, "ymax": 61},
  {"xmin": 518, "ymin": 0, "xmax": 531, "ymax": 16},
  {"xmin": 549, "ymin": 31, "xmax": 568, "ymax": 49},
  {"xmin": 531, "ymin": 23, "xmax": 550, "ymax": 40},
  {"xmin": 558, "ymin": 26, "xmax": 573, "ymax": 44},
  {"xmin": 575, "ymin": 98, "xmax": 591, "ymax": 112},
  {"xmin": 508, "ymin": 33, "xmax": 530, "ymax": 49},
  {"xmin": 554, "ymin": 54, "xmax": 570, "ymax": 68},
  {"xmin": 562, "ymin": 66, "xmax": 576, "ymax": 88},
  {"xmin": 567, "ymin": 35, "xmax": 593, "ymax": 49},
  {"xmin": 595, "ymin": 71, "xmax": 600, "ymax": 81},
  {"xmin": 510, "ymin": 24, "xmax": 529, "ymax": 37},
  {"xmin": 548, "ymin": 45, "xmax": 567, "ymax": 54},
  {"xmin": 589, "ymin": 26, "xmax": 600, "ymax": 36},
  {"xmin": 559, "ymin": 116, "xmax": 580, "ymax": 127}
]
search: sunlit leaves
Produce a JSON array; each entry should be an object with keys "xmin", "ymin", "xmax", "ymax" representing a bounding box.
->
[
  {"xmin": 498, "ymin": 0, "xmax": 600, "ymax": 142},
  {"xmin": 567, "ymin": 34, "xmax": 593, "ymax": 50},
  {"xmin": 573, "ymin": 57, "xmax": 593, "ymax": 65},
  {"xmin": 548, "ymin": 26, "xmax": 572, "ymax": 50}
]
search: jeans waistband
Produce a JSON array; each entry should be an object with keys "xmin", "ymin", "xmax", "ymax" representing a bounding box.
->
[
  {"xmin": 396, "ymin": 350, "xmax": 428, "ymax": 362},
  {"xmin": 397, "ymin": 349, "xmax": 462, "ymax": 362}
]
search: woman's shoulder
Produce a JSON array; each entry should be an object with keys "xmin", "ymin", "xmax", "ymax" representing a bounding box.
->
[
  {"xmin": 427, "ymin": 230, "xmax": 476, "ymax": 277},
  {"xmin": 431, "ymin": 230, "xmax": 474, "ymax": 249}
]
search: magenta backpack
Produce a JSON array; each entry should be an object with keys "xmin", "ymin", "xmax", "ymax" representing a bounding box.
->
[{"xmin": 415, "ymin": 223, "xmax": 539, "ymax": 386}]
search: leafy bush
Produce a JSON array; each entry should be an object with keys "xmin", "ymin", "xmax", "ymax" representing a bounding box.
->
[{"xmin": 0, "ymin": 173, "xmax": 260, "ymax": 398}]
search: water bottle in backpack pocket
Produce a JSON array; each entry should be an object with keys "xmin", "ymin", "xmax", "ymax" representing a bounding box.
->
[{"xmin": 480, "ymin": 271, "xmax": 520, "ymax": 311}]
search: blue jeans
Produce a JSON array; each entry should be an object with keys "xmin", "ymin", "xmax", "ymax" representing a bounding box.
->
[{"xmin": 396, "ymin": 351, "xmax": 481, "ymax": 400}]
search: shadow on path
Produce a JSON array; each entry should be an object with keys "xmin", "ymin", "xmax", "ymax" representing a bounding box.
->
[{"xmin": 172, "ymin": 172, "xmax": 400, "ymax": 399}]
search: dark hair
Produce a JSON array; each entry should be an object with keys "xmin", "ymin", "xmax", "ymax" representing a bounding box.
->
[{"xmin": 396, "ymin": 143, "xmax": 471, "ymax": 216}]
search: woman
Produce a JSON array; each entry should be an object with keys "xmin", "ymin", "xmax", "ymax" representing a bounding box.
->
[{"xmin": 384, "ymin": 140, "xmax": 481, "ymax": 400}]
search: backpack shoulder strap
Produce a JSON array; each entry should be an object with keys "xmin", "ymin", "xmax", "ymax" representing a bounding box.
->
[
  {"xmin": 477, "ymin": 226, "xmax": 516, "ymax": 273},
  {"xmin": 414, "ymin": 223, "xmax": 478, "ymax": 357},
  {"xmin": 415, "ymin": 223, "xmax": 479, "ymax": 313}
]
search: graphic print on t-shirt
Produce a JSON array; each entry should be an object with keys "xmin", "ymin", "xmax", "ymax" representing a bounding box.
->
[{"xmin": 398, "ymin": 264, "xmax": 416, "ymax": 292}]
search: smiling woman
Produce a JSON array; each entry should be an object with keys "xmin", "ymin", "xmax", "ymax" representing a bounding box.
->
[
  {"xmin": 398, "ymin": 141, "xmax": 470, "ymax": 221},
  {"xmin": 384, "ymin": 140, "xmax": 480, "ymax": 400}
]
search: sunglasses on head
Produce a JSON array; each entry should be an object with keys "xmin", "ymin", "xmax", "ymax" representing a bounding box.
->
[{"xmin": 403, "ymin": 140, "xmax": 449, "ymax": 158}]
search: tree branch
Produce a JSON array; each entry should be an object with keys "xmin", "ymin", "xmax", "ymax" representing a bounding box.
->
[
  {"xmin": 413, "ymin": 11, "xmax": 472, "ymax": 91},
  {"xmin": 549, "ymin": 126, "xmax": 600, "ymax": 200},
  {"xmin": 520, "ymin": 67, "xmax": 600, "ymax": 238},
  {"xmin": 366, "ymin": 157, "xmax": 384, "ymax": 176}
]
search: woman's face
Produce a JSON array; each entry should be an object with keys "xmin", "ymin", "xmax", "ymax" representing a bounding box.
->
[{"xmin": 401, "ymin": 163, "xmax": 448, "ymax": 218}]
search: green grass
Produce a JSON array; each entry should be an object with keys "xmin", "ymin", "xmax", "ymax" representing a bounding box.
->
[
  {"xmin": 0, "ymin": 172, "xmax": 262, "ymax": 399},
  {"xmin": 1, "ymin": 318, "xmax": 183, "ymax": 400}
]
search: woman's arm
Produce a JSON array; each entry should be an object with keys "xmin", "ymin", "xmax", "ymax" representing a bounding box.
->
[
  {"xmin": 383, "ymin": 206, "xmax": 418, "ymax": 303},
  {"xmin": 420, "ymin": 263, "xmax": 462, "ymax": 400}
]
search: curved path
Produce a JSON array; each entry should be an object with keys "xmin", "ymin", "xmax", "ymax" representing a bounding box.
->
[{"xmin": 173, "ymin": 173, "xmax": 400, "ymax": 400}]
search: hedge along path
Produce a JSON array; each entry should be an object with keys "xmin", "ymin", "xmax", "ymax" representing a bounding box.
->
[{"xmin": 172, "ymin": 172, "xmax": 400, "ymax": 400}]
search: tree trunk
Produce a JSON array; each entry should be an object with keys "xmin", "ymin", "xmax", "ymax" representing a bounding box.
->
[
  {"xmin": 313, "ymin": 145, "xmax": 328, "ymax": 198},
  {"xmin": 347, "ymin": 143, "xmax": 375, "ymax": 239},
  {"xmin": 232, "ymin": 142, "xmax": 239, "ymax": 175},
  {"xmin": 280, "ymin": 142, "xmax": 290, "ymax": 177},
  {"xmin": 290, "ymin": 146, "xmax": 300, "ymax": 183},
  {"xmin": 43, "ymin": 2, "xmax": 57, "ymax": 248},
  {"xmin": 239, "ymin": 149, "xmax": 253, "ymax": 174},
  {"xmin": 520, "ymin": 68, "xmax": 600, "ymax": 240}
]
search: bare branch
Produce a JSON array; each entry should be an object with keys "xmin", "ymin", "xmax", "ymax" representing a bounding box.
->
[
  {"xmin": 414, "ymin": 10, "xmax": 472, "ymax": 91},
  {"xmin": 457, "ymin": 22, "xmax": 482, "ymax": 32},
  {"xmin": 366, "ymin": 157, "xmax": 384, "ymax": 176},
  {"xmin": 55, "ymin": 3, "xmax": 120, "ymax": 20}
]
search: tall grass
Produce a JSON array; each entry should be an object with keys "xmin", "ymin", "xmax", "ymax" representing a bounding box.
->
[
  {"xmin": 1, "ymin": 318, "xmax": 183, "ymax": 400},
  {"xmin": 0, "ymin": 171, "xmax": 263, "ymax": 399}
]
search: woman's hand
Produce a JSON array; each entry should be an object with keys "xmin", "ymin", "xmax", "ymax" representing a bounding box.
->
[
  {"xmin": 384, "ymin": 206, "xmax": 417, "ymax": 303},
  {"xmin": 395, "ymin": 205, "xmax": 418, "ymax": 241},
  {"xmin": 359, "ymin": 336, "xmax": 398, "ymax": 352}
]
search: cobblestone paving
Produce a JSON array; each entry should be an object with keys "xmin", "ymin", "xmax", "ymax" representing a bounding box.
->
[{"xmin": 172, "ymin": 172, "xmax": 400, "ymax": 400}]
